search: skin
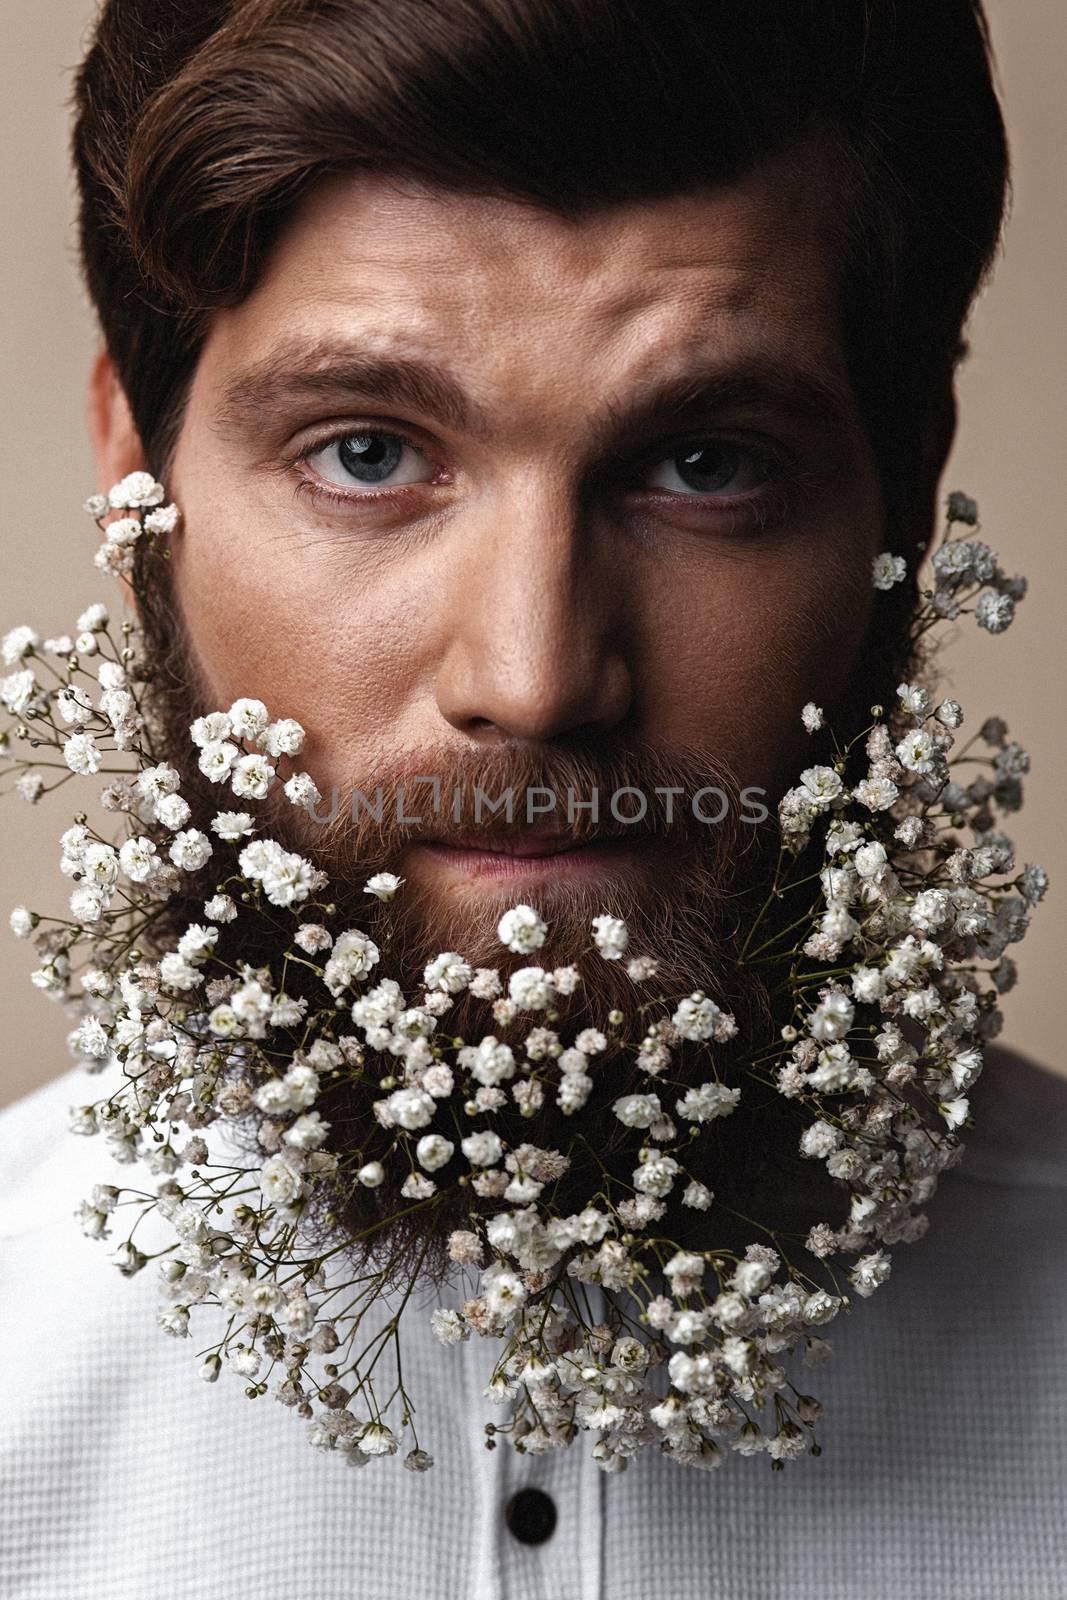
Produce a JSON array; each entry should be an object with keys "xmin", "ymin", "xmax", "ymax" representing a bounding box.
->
[{"xmin": 88, "ymin": 142, "xmax": 953, "ymax": 923}]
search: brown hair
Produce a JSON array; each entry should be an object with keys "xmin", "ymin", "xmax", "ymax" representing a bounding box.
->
[{"xmin": 72, "ymin": 0, "xmax": 1008, "ymax": 548}]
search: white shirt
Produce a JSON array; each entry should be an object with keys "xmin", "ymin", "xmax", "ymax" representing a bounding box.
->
[{"xmin": 1, "ymin": 1042, "xmax": 1065, "ymax": 1600}]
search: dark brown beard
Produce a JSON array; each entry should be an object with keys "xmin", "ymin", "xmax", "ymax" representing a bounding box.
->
[{"xmin": 129, "ymin": 546, "xmax": 890, "ymax": 1278}]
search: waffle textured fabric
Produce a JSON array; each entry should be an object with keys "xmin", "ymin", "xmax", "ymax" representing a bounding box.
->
[{"xmin": 1, "ymin": 1044, "xmax": 1065, "ymax": 1600}]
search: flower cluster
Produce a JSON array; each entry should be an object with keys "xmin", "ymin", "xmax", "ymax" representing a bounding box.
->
[{"xmin": 1, "ymin": 483, "xmax": 1046, "ymax": 1474}]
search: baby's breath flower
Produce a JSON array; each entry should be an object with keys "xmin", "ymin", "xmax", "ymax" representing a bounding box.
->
[
  {"xmin": 497, "ymin": 903, "xmax": 548, "ymax": 954},
  {"xmin": 871, "ymin": 551, "xmax": 906, "ymax": 590},
  {"xmin": 591, "ymin": 913, "xmax": 628, "ymax": 959},
  {"xmin": 108, "ymin": 471, "xmax": 164, "ymax": 509},
  {"xmin": 946, "ymin": 490, "xmax": 978, "ymax": 524},
  {"xmin": 5, "ymin": 479, "xmax": 1044, "ymax": 1480},
  {"xmin": 365, "ymin": 872, "xmax": 402, "ymax": 901}
]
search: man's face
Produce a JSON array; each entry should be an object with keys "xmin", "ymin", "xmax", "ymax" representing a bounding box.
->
[{"xmin": 164, "ymin": 144, "xmax": 884, "ymax": 929}]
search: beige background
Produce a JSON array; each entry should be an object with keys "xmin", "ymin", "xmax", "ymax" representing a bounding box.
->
[{"xmin": 1, "ymin": 2, "xmax": 1063, "ymax": 1106}]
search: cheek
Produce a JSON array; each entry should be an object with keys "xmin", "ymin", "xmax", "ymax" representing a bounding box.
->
[
  {"xmin": 168, "ymin": 478, "xmax": 431, "ymax": 780},
  {"xmin": 635, "ymin": 537, "xmax": 877, "ymax": 796}
]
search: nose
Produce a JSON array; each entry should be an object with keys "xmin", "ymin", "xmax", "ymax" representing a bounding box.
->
[{"xmin": 434, "ymin": 478, "xmax": 633, "ymax": 743}]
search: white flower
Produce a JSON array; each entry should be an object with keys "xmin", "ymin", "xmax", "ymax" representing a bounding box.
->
[
  {"xmin": 633, "ymin": 1154, "xmax": 680, "ymax": 1198},
  {"xmin": 497, "ymin": 903, "xmax": 548, "ymax": 954},
  {"xmin": 191, "ymin": 712, "xmax": 232, "ymax": 747},
  {"xmin": 422, "ymin": 1064, "xmax": 454, "ymax": 1098},
  {"xmin": 63, "ymin": 732, "xmax": 102, "ymax": 775},
  {"xmin": 81, "ymin": 842, "xmax": 119, "ymax": 888},
  {"xmin": 672, "ymin": 994, "xmax": 729, "ymax": 1042},
  {"xmin": 507, "ymin": 966, "xmax": 556, "ymax": 1010},
  {"xmin": 169, "ymin": 829, "xmax": 213, "ymax": 871},
  {"xmin": 158, "ymin": 1306, "xmax": 190, "ymax": 1338},
  {"xmin": 76, "ymin": 602, "xmax": 108, "ymax": 632},
  {"xmin": 431, "ymin": 1308, "xmax": 469, "ymax": 1345},
  {"xmin": 940, "ymin": 1095, "xmax": 970, "ymax": 1129},
  {"xmin": 176, "ymin": 922, "xmax": 218, "ymax": 964},
  {"xmin": 260, "ymin": 1153, "xmax": 304, "ymax": 1206},
  {"xmin": 458, "ymin": 1035, "xmax": 516, "ymax": 1087},
  {"xmin": 423, "ymin": 952, "xmax": 473, "ymax": 994},
  {"xmin": 2, "ymin": 625, "xmax": 39, "ymax": 664},
  {"xmin": 284, "ymin": 772, "xmax": 321, "ymax": 809},
  {"xmin": 357, "ymin": 1161, "xmax": 385, "ymax": 1188},
  {"xmin": 483, "ymin": 1267, "xmax": 526, "ymax": 1318},
  {"xmin": 1, "ymin": 669, "xmax": 39, "ymax": 715},
  {"xmin": 848, "ymin": 1249, "xmax": 891, "ymax": 1298},
  {"xmin": 801, "ymin": 702, "xmax": 824, "ymax": 732},
  {"xmin": 676, "ymin": 1082, "xmax": 741, "ymax": 1123},
  {"xmin": 204, "ymin": 893, "xmax": 237, "ymax": 923},
  {"xmin": 976, "ymin": 591, "xmax": 1015, "ymax": 634},
  {"xmin": 799, "ymin": 765, "xmax": 843, "ymax": 808},
  {"xmin": 159, "ymin": 952, "xmax": 201, "ymax": 991},
  {"xmin": 259, "ymin": 848, "xmax": 315, "ymax": 907},
  {"xmin": 69, "ymin": 884, "xmax": 106, "ymax": 923},
  {"xmin": 896, "ymin": 682, "xmax": 931, "ymax": 718},
  {"xmin": 72, "ymin": 1016, "xmax": 111, "ymax": 1061},
  {"xmin": 144, "ymin": 502, "xmax": 180, "ymax": 535},
  {"xmin": 850, "ymin": 966, "xmax": 885, "ymax": 1004},
  {"xmin": 212, "ymin": 810, "xmax": 254, "ymax": 841},
  {"xmin": 591, "ymin": 914, "xmax": 629, "ymax": 959},
  {"xmin": 231, "ymin": 753, "xmax": 275, "ymax": 799},
  {"xmin": 8, "ymin": 906, "xmax": 34, "ymax": 938},
  {"xmin": 227, "ymin": 1346, "xmax": 262, "ymax": 1379},
  {"xmin": 284, "ymin": 1112, "xmax": 330, "ymax": 1151},
  {"xmin": 357, "ymin": 1423, "xmax": 399, "ymax": 1457},
  {"xmin": 461, "ymin": 1131, "xmax": 504, "ymax": 1167},
  {"xmin": 385, "ymin": 1087, "xmax": 436, "ymax": 1131},
  {"xmin": 104, "ymin": 516, "xmax": 142, "ymax": 547},
  {"xmin": 416, "ymin": 1134, "xmax": 455, "ymax": 1172},
  {"xmin": 871, "ymin": 551, "xmax": 907, "ymax": 590},
  {"xmin": 613, "ymin": 1093, "xmax": 661, "ymax": 1128},
  {"xmin": 853, "ymin": 775, "xmax": 898, "ymax": 811},
  {"xmin": 154, "ymin": 792, "xmax": 192, "ymax": 831},
  {"xmin": 259, "ymin": 717, "xmax": 305, "ymax": 757},
  {"xmin": 56, "ymin": 685, "xmax": 94, "ymax": 726},
  {"xmin": 198, "ymin": 741, "xmax": 240, "ymax": 783},
  {"xmin": 119, "ymin": 836, "xmax": 160, "ymax": 883},
  {"xmin": 227, "ymin": 697, "xmax": 270, "ymax": 740},
  {"xmin": 137, "ymin": 763, "xmax": 180, "ymax": 802},
  {"xmin": 365, "ymin": 872, "xmax": 403, "ymax": 901},
  {"xmin": 557, "ymin": 1072, "xmax": 592, "ymax": 1114},
  {"xmin": 809, "ymin": 991, "xmax": 854, "ymax": 1042},
  {"xmin": 108, "ymin": 471, "xmax": 164, "ymax": 509},
  {"xmin": 895, "ymin": 729, "xmax": 938, "ymax": 775},
  {"xmin": 323, "ymin": 930, "xmax": 380, "ymax": 994},
  {"xmin": 284, "ymin": 1063, "xmax": 319, "ymax": 1109},
  {"xmin": 682, "ymin": 1180, "xmax": 714, "ymax": 1210},
  {"xmin": 853, "ymin": 841, "xmax": 887, "ymax": 880}
]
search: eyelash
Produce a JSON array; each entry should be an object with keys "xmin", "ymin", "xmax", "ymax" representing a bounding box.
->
[{"xmin": 289, "ymin": 423, "xmax": 795, "ymax": 519}]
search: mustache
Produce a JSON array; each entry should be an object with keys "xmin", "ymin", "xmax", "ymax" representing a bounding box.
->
[{"xmin": 267, "ymin": 734, "xmax": 763, "ymax": 867}]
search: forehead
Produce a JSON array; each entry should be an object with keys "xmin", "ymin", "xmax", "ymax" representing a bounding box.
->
[{"xmin": 197, "ymin": 139, "xmax": 850, "ymax": 422}]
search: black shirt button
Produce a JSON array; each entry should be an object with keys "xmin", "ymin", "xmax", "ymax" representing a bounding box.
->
[{"xmin": 504, "ymin": 1487, "xmax": 557, "ymax": 1545}]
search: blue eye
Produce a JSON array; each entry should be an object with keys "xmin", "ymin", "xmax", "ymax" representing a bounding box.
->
[
  {"xmin": 306, "ymin": 430, "xmax": 435, "ymax": 489},
  {"xmin": 644, "ymin": 441, "xmax": 770, "ymax": 497}
]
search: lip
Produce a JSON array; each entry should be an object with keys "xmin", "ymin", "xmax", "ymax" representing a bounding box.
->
[
  {"xmin": 422, "ymin": 829, "xmax": 607, "ymax": 858},
  {"xmin": 413, "ymin": 833, "xmax": 645, "ymax": 879}
]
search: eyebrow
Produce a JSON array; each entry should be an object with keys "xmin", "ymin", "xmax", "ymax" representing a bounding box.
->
[{"xmin": 214, "ymin": 335, "xmax": 855, "ymax": 453}]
